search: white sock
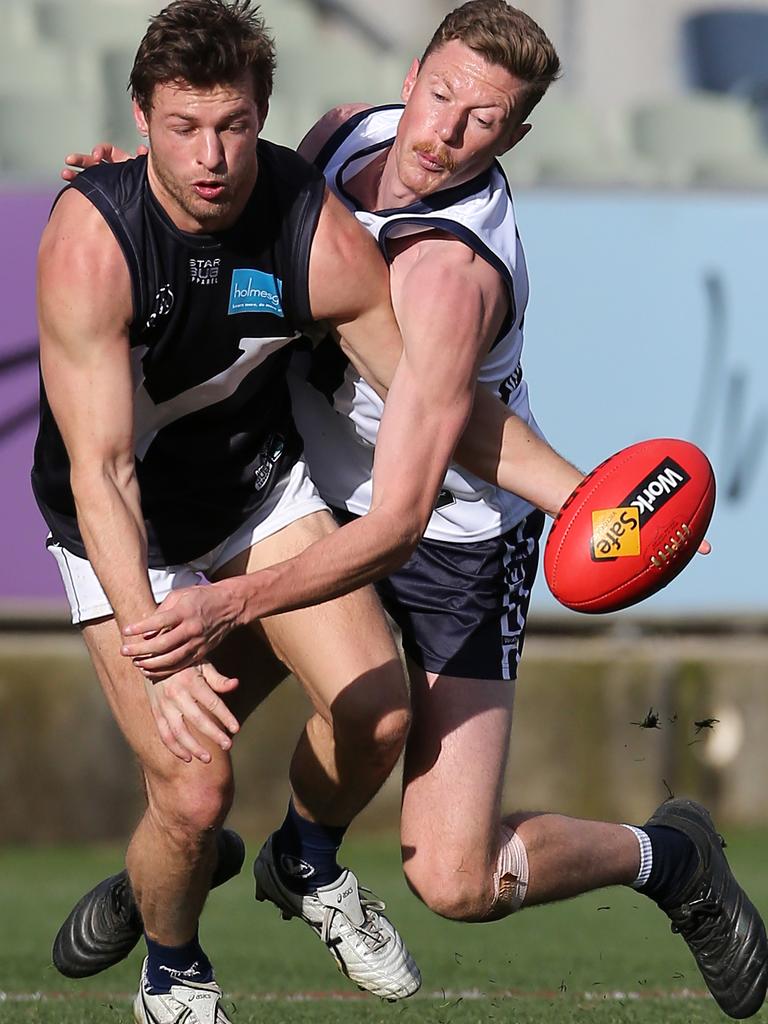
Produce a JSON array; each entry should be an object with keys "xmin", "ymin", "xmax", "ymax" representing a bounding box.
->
[{"xmin": 621, "ymin": 824, "xmax": 653, "ymax": 888}]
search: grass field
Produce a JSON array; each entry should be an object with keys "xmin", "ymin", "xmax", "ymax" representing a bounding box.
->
[{"xmin": 2, "ymin": 830, "xmax": 768, "ymax": 1023}]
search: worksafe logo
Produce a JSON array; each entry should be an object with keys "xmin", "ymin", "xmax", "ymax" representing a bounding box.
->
[
  {"xmin": 590, "ymin": 507, "xmax": 641, "ymax": 560},
  {"xmin": 228, "ymin": 269, "xmax": 283, "ymax": 316}
]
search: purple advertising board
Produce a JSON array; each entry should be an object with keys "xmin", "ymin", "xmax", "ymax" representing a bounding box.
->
[{"xmin": 1, "ymin": 189, "xmax": 64, "ymax": 604}]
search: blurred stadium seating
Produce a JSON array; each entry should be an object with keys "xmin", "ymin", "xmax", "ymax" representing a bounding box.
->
[
  {"xmin": 2, "ymin": 0, "xmax": 768, "ymax": 187},
  {"xmin": 499, "ymin": 98, "xmax": 658, "ymax": 187},
  {"xmin": 683, "ymin": 9, "xmax": 768, "ymax": 97},
  {"xmin": 632, "ymin": 93, "xmax": 768, "ymax": 187},
  {"xmin": 683, "ymin": 7, "xmax": 768, "ymax": 140}
]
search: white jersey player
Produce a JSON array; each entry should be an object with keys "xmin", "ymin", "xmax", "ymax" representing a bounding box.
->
[{"xmin": 293, "ymin": 103, "xmax": 539, "ymax": 545}]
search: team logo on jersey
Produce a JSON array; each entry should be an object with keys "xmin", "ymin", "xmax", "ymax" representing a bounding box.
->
[
  {"xmin": 189, "ymin": 257, "xmax": 221, "ymax": 285},
  {"xmin": 228, "ymin": 268, "xmax": 284, "ymax": 316},
  {"xmin": 591, "ymin": 507, "xmax": 640, "ymax": 560},
  {"xmin": 253, "ymin": 433, "xmax": 285, "ymax": 491},
  {"xmin": 145, "ymin": 285, "xmax": 174, "ymax": 330}
]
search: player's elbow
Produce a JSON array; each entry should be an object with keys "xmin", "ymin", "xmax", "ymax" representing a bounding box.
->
[
  {"xmin": 376, "ymin": 506, "xmax": 425, "ymax": 571},
  {"xmin": 70, "ymin": 450, "xmax": 136, "ymax": 498}
]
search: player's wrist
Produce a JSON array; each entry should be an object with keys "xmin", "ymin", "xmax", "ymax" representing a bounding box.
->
[
  {"xmin": 544, "ymin": 468, "xmax": 586, "ymax": 518},
  {"xmin": 228, "ymin": 568, "xmax": 280, "ymax": 624}
]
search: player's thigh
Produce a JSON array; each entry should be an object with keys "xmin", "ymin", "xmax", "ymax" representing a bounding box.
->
[
  {"xmin": 81, "ymin": 616, "xmax": 233, "ymax": 793},
  {"xmin": 400, "ymin": 656, "xmax": 515, "ymax": 876},
  {"xmin": 210, "ymin": 623, "xmax": 290, "ymax": 724},
  {"xmin": 215, "ymin": 510, "xmax": 408, "ymax": 725}
]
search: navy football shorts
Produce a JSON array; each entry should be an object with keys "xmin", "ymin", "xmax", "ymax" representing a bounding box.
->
[{"xmin": 334, "ymin": 508, "xmax": 545, "ymax": 681}]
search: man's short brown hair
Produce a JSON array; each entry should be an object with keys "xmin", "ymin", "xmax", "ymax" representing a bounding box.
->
[
  {"xmin": 130, "ymin": 0, "xmax": 275, "ymax": 115},
  {"xmin": 421, "ymin": 1, "xmax": 561, "ymax": 121}
]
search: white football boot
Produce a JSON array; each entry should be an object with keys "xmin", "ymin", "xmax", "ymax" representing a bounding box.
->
[
  {"xmin": 133, "ymin": 957, "xmax": 232, "ymax": 1024},
  {"xmin": 254, "ymin": 835, "xmax": 421, "ymax": 1001}
]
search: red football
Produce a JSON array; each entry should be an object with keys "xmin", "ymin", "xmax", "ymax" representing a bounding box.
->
[{"xmin": 544, "ymin": 438, "xmax": 716, "ymax": 613}]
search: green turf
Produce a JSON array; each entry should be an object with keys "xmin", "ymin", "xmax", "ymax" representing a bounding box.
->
[{"xmin": 2, "ymin": 830, "xmax": 768, "ymax": 1022}]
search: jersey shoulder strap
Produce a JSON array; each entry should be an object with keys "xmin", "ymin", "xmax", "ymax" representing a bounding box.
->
[
  {"xmin": 258, "ymin": 140, "xmax": 326, "ymax": 329},
  {"xmin": 58, "ymin": 158, "xmax": 151, "ymax": 327},
  {"xmin": 313, "ymin": 104, "xmax": 404, "ymax": 173}
]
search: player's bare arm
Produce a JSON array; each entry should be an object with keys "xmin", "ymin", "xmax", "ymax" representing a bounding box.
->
[
  {"xmin": 121, "ymin": 233, "xmax": 507, "ymax": 673},
  {"xmin": 38, "ymin": 191, "xmax": 239, "ymax": 759},
  {"xmin": 455, "ymin": 390, "xmax": 584, "ymax": 515},
  {"xmin": 39, "ymin": 191, "xmax": 154, "ymax": 626},
  {"xmin": 296, "ymin": 104, "xmax": 372, "ymax": 162}
]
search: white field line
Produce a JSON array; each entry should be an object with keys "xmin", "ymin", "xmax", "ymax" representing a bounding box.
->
[{"xmin": 0, "ymin": 986, "xmax": 713, "ymax": 1003}]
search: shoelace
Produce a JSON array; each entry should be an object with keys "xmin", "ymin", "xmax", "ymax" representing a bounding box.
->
[
  {"xmin": 669, "ymin": 893, "xmax": 722, "ymax": 936},
  {"xmin": 320, "ymin": 888, "xmax": 391, "ymax": 953}
]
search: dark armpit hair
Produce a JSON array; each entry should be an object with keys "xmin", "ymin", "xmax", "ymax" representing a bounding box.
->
[
  {"xmin": 130, "ymin": 0, "xmax": 275, "ymax": 114},
  {"xmin": 422, "ymin": 0, "xmax": 561, "ymax": 120}
]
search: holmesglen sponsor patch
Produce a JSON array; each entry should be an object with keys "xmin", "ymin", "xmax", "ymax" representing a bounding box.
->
[{"xmin": 228, "ymin": 268, "xmax": 283, "ymax": 316}]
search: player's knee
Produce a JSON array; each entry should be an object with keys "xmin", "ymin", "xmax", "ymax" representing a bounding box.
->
[
  {"xmin": 147, "ymin": 768, "xmax": 234, "ymax": 838},
  {"xmin": 371, "ymin": 703, "xmax": 411, "ymax": 756},
  {"xmin": 332, "ymin": 688, "xmax": 411, "ymax": 760},
  {"xmin": 403, "ymin": 856, "xmax": 492, "ymax": 922}
]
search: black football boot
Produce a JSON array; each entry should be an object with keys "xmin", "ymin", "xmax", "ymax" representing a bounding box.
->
[
  {"xmin": 52, "ymin": 828, "xmax": 245, "ymax": 978},
  {"xmin": 644, "ymin": 799, "xmax": 768, "ymax": 1019}
]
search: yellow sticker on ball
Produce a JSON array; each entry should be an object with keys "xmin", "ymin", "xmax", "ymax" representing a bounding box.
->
[{"xmin": 591, "ymin": 507, "xmax": 641, "ymax": 560}]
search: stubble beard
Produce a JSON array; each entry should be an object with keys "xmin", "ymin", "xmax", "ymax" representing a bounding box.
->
[{"xmin": 152, "ymin": 156, "xmax": 240, "ymax": 230}]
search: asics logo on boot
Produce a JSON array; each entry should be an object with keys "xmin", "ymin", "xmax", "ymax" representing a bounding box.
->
[{"xmin": 338, "ymin": 886, "xmax": 354, "ymax": 903}]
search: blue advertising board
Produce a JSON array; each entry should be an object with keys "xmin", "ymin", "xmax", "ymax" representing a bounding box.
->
[{"xmin": 517, "ymin": 191, "xmax": 767, "ymax": 612}]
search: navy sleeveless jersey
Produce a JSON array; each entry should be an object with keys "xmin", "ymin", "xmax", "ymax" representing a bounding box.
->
[{"xmin": 32, "ymin": 141, "xmax": 325, "ymax": 566}]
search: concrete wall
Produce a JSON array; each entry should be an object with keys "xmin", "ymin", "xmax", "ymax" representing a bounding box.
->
[{"xmin": 2, "ymin": 626, "xmax": 765, "ymax": 844}]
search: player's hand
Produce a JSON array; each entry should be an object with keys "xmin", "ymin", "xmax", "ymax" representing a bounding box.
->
[
  {"xmin": 698, "ymin": 540, "xmax": 711, "ymax": 555},
  {"xmin": 122, "ymin": 582, "xmax": 243, "ymax": 679},
  {"xmin": 144, "ymin": 662, "xmax": 240, "ymax": 764},
  {"xmin": 61, "ymin": 142, "xmax": 148, "ymax": 181}
]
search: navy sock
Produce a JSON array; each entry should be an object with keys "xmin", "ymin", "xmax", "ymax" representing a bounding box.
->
[
  {"xmin": 144, "ymin": 933, "xmax": 213, "ymax": 994},
  {"xmin": 272, "ymin": 800, "xmax": 348, "ymax": 894},
  {"xmin": 637, "ymin": 825, "xmax": 700, "ymax": 908}
]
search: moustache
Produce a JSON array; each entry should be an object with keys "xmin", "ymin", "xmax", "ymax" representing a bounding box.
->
[{"xmin": 413, "ymin": 143, "xmax": 457, "ymax": 173}]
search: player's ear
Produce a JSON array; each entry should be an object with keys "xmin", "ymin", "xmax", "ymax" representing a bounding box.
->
[
  {"xmin": 499, "ymin": 121, "xmax": 531, "ymax": 156},
  {"xmin": 133, "ymin": 100, "xmax": 149, "ymax": 138},
  {"xmin": 401, "ymin": 58, "xmax": 420, "ymax": 103}
]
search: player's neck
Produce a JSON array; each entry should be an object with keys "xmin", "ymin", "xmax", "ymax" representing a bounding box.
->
[
  {"xmin": 347, "ymin": 147, "xmax": 419, "ymax": 212},
  {"xmin": 375, "ymin": 148, "xmax": 423, "ymax": 210}
]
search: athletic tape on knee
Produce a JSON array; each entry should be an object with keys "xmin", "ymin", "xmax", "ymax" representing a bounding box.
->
[{"xmin": 491, "ymin": 825, "xmax": 529, "ymax": 915}]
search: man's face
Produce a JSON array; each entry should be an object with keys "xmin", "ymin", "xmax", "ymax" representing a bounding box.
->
[
  {"xmin": 134, "ymin": 73, "xmax": 263, "ymax": 231},
  {"xmin": 394, "ymin": 39, "xmax": 531, "ymax": 198}
]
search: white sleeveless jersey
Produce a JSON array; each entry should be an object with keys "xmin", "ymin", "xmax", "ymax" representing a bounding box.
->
[{"xmin": 291, "ymin": 104, "xmax": 542, "ymax": 542}]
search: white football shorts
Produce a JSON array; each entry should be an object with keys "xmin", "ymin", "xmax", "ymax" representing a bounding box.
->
[{"xmin": 47, "ymin": 455, "xmax": 328, "ymax": 624}]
